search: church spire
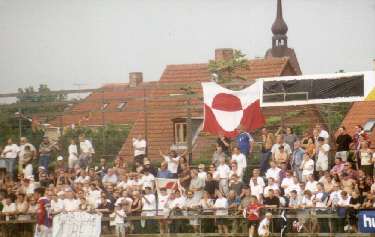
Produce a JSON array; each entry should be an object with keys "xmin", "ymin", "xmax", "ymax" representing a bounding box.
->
[
  {"xmin": 271, "ymin": 0, "xmax": 288, "ymax": 36},
  {"xmin": 265, "ymin": 0, "xmax": 302, "ymax": 75}
]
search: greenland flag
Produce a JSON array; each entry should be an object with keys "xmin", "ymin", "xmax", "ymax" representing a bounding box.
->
[{"xmin": 202, "ymin": 82, "xmax": 265, "ymax": 138}]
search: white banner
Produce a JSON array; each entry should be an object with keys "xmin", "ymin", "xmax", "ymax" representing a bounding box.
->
[{"xmin": 52, "ymin": 212, "xmax": 102, "ymax": 237}]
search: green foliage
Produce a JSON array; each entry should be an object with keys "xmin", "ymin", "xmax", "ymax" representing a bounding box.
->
[
  {"xmin": 292, "ymin": 123, "xmax": 309, "ymax": 136},
  {"xmin": 59, "ymin": 124, "xmax": 132, "ymax": 165},
  {"xmin": 317, "ymin": 103, "xmax": 352, "ymax": 132},
  {"xmin": 266, "ymin": 116, "xmax": 282, "ymax": 126},
  {"xmin": 208, "ymin": 50, "xmax": 248, "ymax": 83},
  {"xmin": 0, "ymin": 108, "xmax": 44, "ymax": 147},
  {"xmin": 17, "ymin": 84, "xmax": 67, "ymax": 103}
]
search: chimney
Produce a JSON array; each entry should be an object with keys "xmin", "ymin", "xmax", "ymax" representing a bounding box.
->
[
  {"xmin": 215, "ymin": 48, "xmax": 234, "ymax": 61},
  {"xmin": 129, "ymin": 72, "xmax": 143, "ymax": 87}
]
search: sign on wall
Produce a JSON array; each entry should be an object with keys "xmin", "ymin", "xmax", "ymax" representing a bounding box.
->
[
  {"xmin": 358, "ymin": 210, "xmax": 375, "ymax": 233},
  {"xmin": 52, "ymin": 212, "xmax": 102, "ymax": 237}
]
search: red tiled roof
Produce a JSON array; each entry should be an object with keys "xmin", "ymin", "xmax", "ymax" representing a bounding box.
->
[
  {"xmin": 119, "ymin": 57, "xmax": 298, "ymax": 161},
  {"xmin": 340, "ymin": 101, "xmax": 375, "ymax": 147},
  {"xmin": 49, "ymin": 81, "xmax": 158, "ymax": 127}
]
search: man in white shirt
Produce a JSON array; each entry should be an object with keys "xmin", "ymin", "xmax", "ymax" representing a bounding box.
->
[
  {"xmin": 140, "ymin": 169, "xmax": 155, "ymax": 190},
  {"xmin": 281, "ymin": 171, "xmax": 294, "ymax": 193},
  {"xmin": 217, "ymin": 157, "xmax": 230, "ymax": 195},
  {"xmin": 316, "ymin": 124, "xmax": 329, "ymax": 140},
  {"xmin": 305, "ymin": 175, "xmax": 318, "ymax": 193},
  {"xmin": 102, "ymin": 168, "xmax": 118, "ymax": 185},
  {"xmin": 231, "ymin": 147, "xmax": 247, "ymax": 172},
  {"xmin": 63, "ymin": 189, "xmax": 80, "ymax": 212},
  {"xmin": 316, "ymin": 137, "xmax": 330, "ymax": 172},
  {"xmin": 51, "ymin": 192, "xmax": 64, "ymax": 214},
  {"xmin": 271, "ymin": 135, "xmax": 292, "ymax": 161},
  {"xmin": 160, "ymin": 149, "xmax": 182, "ymax": 178},
  {"xmin": 78, "ymin": 134, "xmax": 95, "ymax": 169},
  {"xmin": 2, "ymin": 196, "xmax": 16, "ymax": 221},
  {"xmin": 249, "ymin": 169, "xmax": 265, "ymax": 200},
  {"xmin": 68, "ymin": 139, "xmax": 78, "ymax": 169},
  {"xmin": 133, "ymin": 135, "xmax": 146, "ymax": 164},
  {"xmin": 265, "ymin": 161, "xmax": 281, "ymax": 182},
  {"xmin": 1, "ymin": 138, "xmax": 20, "ymax": 179},
  {"xmin": 142, "ymin": 187, "xmax": 157, "ymax": 230}
]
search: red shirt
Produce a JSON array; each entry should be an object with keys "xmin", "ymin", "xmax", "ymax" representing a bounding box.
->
[{"xmin": 246, "ymin": 203, "xmax": 262, "ymax": 221}]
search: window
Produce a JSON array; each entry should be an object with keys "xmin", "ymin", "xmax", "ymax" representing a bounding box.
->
[
  {"xmin": 117, "ymin": 102, "xmax": 127, "ymax": 111},
  {"xmin": 101, "ymin": 103, "xmax": 109, "ymax": 111},
  {"xmin": 363, "ymin": 120, "xmax": 375, "ymax": 132},
  {"xmin": 263, "ymin": 75, "xmax": 364, "ymax": 103},
  {"xmin": 174, "ymin": 122, "xmax": 187, "ymax": 144}
]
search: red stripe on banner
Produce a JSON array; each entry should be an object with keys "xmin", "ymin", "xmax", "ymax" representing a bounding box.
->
[
  {"xmin": 203, "ymin": 104, "xmax": 239, "ymax": 138},
  {"xmin": 203, "ymin": 100, "xmax": 265, "ymax": 138},
  {"xmin": 240, "ymin": 99, "xmax": 265, "ymax": 131}
]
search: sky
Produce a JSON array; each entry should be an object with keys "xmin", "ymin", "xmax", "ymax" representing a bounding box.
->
[{"xmin": 0, "ymin": 0, "xmax": 374, "ymax": 94}]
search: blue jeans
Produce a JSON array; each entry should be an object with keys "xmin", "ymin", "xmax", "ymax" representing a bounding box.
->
[
  {"xmin": 5, "ymin": 159, "xmax": 16, "ymax": 179},
  {"xmin": 39, "ymin": 155, "xmax": 51, "ymax": 170}
]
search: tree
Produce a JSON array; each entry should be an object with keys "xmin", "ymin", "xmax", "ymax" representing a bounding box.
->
[
  {"xmin": 59, "ymin": 124, "xmax": 131, "ymax": 165},
  {"xmin": 17, "ymin": 84, "xmax": 67, "ymax": 103},
  {"xmin": 208, "ymin": 50, "xmax": 249, "ymax": 83}
]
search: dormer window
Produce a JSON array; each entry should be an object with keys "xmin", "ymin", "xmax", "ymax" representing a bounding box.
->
[
  {"xmin": 117, "ymin": 102, "xmax": 127, "ymax": 111},
  {"xmin": 101, "ymin": 103, "xmax": 109, "ymax": 111},
  {"xmin": 363, "ymin": 120, "xmax": 375, "ymax": 132}
]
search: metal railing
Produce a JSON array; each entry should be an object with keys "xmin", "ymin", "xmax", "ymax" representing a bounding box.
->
[{"xmin": 0, "ymin": 208, "xmax": 371, "ymax": 237}]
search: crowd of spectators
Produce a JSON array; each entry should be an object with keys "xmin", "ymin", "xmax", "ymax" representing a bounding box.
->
[{"xmin": 0, "ymin": 124, "xmax": 374, "ymax": 237}]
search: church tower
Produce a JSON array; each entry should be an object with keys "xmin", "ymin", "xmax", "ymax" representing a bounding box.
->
[{"xmin": 265, "ymin": 0, "xmax": 302, "ymax": 75}]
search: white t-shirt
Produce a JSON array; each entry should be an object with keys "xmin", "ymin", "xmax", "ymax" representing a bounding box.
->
[
  {"xmin": 216, "ymin": 164, "xmax": 230, "ymax": 179},
  {"xmin": 214, "ymin": 197, "xmax": 228, "ymax": 216},
  {"xmin": 142, "ymin": 194, "xmax": 156, "ymax": 216},
  {"xmin": 113, "ymin": 209, "xmax": 126, "ymax": 224},
  {"xmin": 1, "ymin": 144, "xmax": 19, "ymax": 159},
  {"xmin": 302, "ymin": 159, "xmax": 315, "ymax": 176},
  {"xmin": 271, "ymin": 143, "xmax": 292, "ymax": 156},
  {"xmin": 265, "ymin": 167, "xmax": 281, "ymax": 181},
  {"xmin": 68, "ymin": 144, "xmax": 78, "ymax": 160},
  {"xmin": 141, "ymin": 173, "xmax": 155, "ymax": 189},
  {"xmin": 80, "ymin": 140, "xmax": 94, "ymax": 154},
  {"xmin": 281, "ymin": 177, "xmax": 294, "ymax": 190},
  {"xmin": 2, "ymin": 203, "xmax": 16, "ymax": 221},
  {"xmin": 198, "ymin": 171, "xmax": 207, "ymax": 181},
  {"xmin": 157, "ymin": 194, "xmax": 169, "ymax": 215},
  {"xmin": 258, "ymin": 218, "xmax": 270, "ymax": 236},
  {"xmin": 231, "ymin": 153, "xmax": 247, "ymax": 171},
  {"xmin": 249, "ymin": 177, "xmax": 265, "ymax": 199},
  {"xmin": 305, "ymin": 180, "xmax": 318, "ymax": 193},
  {"xmin": 338, "ymin": 196, "xmax": 351, "ymax": 206},
  {"xmin": 51, "ymin": 199, "xmax": 64, "ymax": 213},
  {"xmin": 63, "ymin": 199, "xmax": 80, "ymax": 212},
  {"xmin": 87, "ymin": 190, "xmax": 101, "ymax": 208},
  {"xmin": 133, "ymin": 138, "xmax": 146, "ymax": 156},
  {"xmin": 318, "ymin": 144, "xmax": 330, "ymax": 162},
  {"xmin": 164, "ymin": 155, "xmax": 180, "ymax": 174}
]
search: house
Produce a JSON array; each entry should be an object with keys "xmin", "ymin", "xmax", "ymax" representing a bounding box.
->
[
  {"xmin": 117, "ymin": 51, "xmax": 307, "ymax": 161},
  {"xmin": 340, "ymin": 101, "xmax": 375, "ymax": 147},
  {"xmin": 48, "ymin": 73, "xmax": 157, "ymax": 132}
]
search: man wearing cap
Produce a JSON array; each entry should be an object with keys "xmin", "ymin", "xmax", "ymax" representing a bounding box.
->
[{"xmin": 142, "ymin": 186, "xmax": 157, "ymax": 231}]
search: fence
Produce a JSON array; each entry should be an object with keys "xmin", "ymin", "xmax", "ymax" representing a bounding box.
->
[{"xmin": 0, "ymin": 208, "xmax": 373, "ymax": 237}]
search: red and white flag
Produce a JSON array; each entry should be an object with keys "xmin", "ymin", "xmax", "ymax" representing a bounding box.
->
[{"xmin": 202, "ymin": 82, "xmax": 265, "ymax": 138}]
